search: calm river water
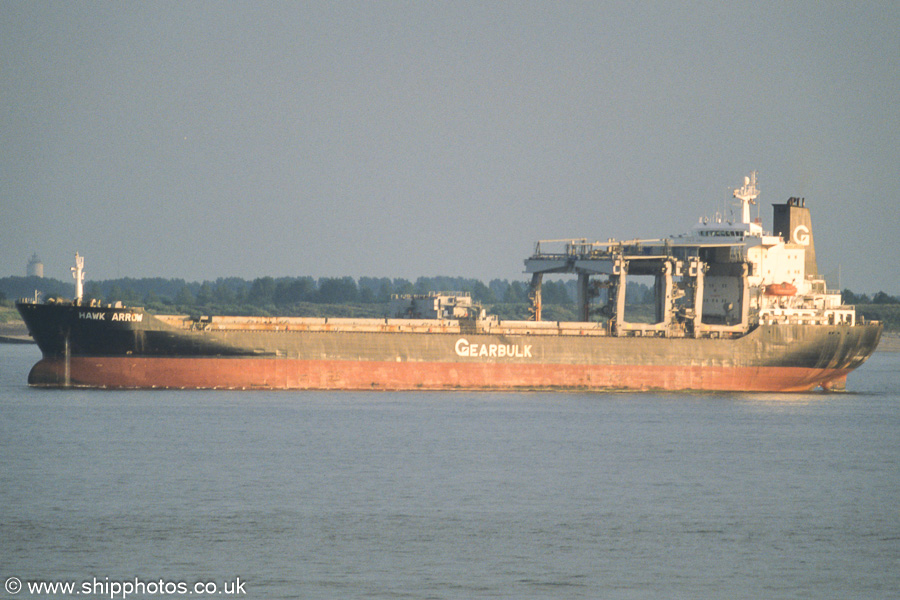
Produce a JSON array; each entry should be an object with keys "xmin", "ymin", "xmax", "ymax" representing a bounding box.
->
[{"xmin": 1, "ymin": 343, "xmax": 898, "ymax": 599}]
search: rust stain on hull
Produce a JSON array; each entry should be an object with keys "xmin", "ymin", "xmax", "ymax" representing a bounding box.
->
[{"xmin": 29, "ymin": 356, "xmax": 852, "ymax": 393}]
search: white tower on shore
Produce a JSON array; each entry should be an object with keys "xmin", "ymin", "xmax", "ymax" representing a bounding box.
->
[{"xmin": 27, "ymin": 253, "xmax": 44, "ymax": 278}]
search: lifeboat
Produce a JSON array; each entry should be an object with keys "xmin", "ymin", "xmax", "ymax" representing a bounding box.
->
[{"xmin": 765, "ymin": 282, "xmax": 798, "ymax": 297}]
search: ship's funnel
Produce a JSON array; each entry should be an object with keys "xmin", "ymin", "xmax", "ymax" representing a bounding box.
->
[{"xmin": 773, "ymin": 198, "xmax": 817, "ymax": 276}]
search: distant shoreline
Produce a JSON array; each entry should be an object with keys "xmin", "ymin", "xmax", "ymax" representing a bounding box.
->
[
  {"xmin": 878, "ymin": 333, "xmax": 900, "ymax": 352},
  {"xmin": 0, "ymin": 318, "xmax": 31, "ymax": 343},
  {"xmin": 0, "ymin": 316, "xmax": 30, "ymax": 343}
]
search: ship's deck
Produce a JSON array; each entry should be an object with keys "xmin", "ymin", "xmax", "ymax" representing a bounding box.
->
[{"xmin": 155, "ymin": 314, "xmax": 614, "ymax": 337}]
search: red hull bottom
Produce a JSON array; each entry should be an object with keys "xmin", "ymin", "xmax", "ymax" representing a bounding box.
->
[{"xmin": 29, "ymin": 357, "xmax": 853, "ymax": 392}]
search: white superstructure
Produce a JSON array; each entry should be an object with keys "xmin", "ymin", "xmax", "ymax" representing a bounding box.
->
[
  {"xmin": 526, "ymin": 172, "xmax": 857, "ymax": 336},
  {"xmin": 685, "ymin": 173, "xmax": 851, "ymax": 326}
]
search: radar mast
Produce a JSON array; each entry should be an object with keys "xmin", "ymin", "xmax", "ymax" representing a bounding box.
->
[{"xmin": 733, "ymin": 171, "xmax": 759, "ymax": 225}]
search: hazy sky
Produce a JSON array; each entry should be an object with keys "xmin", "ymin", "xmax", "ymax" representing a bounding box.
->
[{"xmin": 2, "ymin": 1, "xmax": 898, "ymax": 292}]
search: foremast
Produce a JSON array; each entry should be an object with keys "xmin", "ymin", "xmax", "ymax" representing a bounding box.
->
[{"xmin": 71, "ymin": 252, "xmax": 85, "ymax": 305}]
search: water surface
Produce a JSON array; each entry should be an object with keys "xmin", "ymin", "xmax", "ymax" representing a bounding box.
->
[{"xmin": 1, "ymin": 344, "xmax": 898, "ymax": 598}]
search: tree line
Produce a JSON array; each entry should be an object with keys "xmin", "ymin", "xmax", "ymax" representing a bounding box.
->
[
  {"xmin": 94, "ymin": 275, "xmax": 577, "ymax": 309},
  {"xmin": 1, "ymin": 274, "xmax": 897, "ymax": 320},
  {"xmin": 0, "ymin": 274, "xmax": 573, "ymax": 315},
  {"xmin": 840, "ymin": 290, "xmax": 900, "ymax": 305},
  {"xmin": 0, "ymin": 274, "xmax": 655, "ymax": 321}
]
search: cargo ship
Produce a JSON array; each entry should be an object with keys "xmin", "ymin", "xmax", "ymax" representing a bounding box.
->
[{"xmin": 17, "ymin": 173, "xmax": 882, "ymax": 392}]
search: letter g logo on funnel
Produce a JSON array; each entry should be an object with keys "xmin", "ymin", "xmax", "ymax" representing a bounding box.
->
[{"xmin": 792, "ymin": 224, "xmax": 810, "ymax": 245}]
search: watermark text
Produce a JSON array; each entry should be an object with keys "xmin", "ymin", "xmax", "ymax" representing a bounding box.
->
[{"xmin": 5, "ymin": 575, "xmax": 246, "ymax": 598}]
